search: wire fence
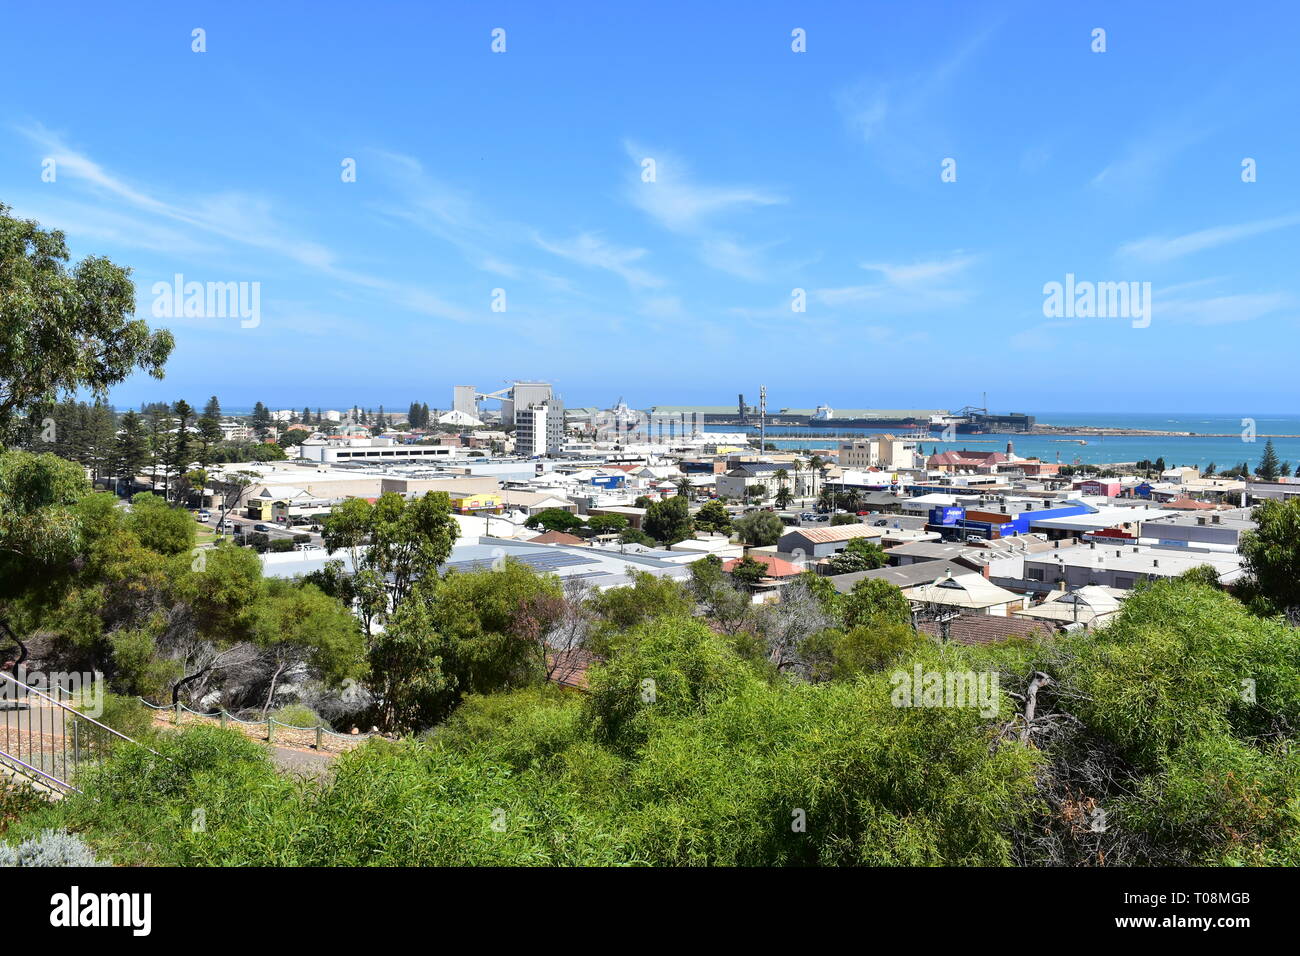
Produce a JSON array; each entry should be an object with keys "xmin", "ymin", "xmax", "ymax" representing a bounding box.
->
[{"xmin": 137, "ymin": 698, "xmax": 380, "ymax": 754}]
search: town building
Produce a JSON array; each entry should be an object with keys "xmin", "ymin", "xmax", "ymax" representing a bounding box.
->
[
  {"xmin": 515, "ymin": 398, "xmax": 566, "ymax": 456},
  {"xmin": 1022, "ymin": 542, "xmax": 1244, "ymax": 592},
  {"xmin": 906, "ymin": 569, "xmax": 1027, "ymax": 616},
  {"xmin": 838, "ymin": 435, "xmax": 922, "ymax": 471},
  {"xmin": 1138, "ymin": 511, "xmax": 1255, "ymax": 551},
  {"xmin": 777, "ymin": 524, "xmax": 886, "ymax": 560},
  {"xmin": 297, "ymin": 436, "xmax": 460, "ymax": 463}
]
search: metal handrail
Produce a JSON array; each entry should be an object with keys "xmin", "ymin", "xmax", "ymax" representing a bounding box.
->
[
  {"xmin": 0, "ymin": 669, "xmax": 162, "ymax": 794},
  {"xmin": 0, "ymin": 750, "xmax": 82, "ymax": 795},
  {"xmin": 0, "ymin": 670, "xmax": 159, "ymax": 754}
]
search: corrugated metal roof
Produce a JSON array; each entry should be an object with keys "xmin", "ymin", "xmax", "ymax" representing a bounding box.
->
[{"xmin": 781, "ymin": 524, "xmax": 886, "ymax": 544}]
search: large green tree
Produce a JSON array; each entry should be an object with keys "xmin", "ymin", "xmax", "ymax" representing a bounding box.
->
[
  {"xmin": 373, "ymin": 561, "xmax": 562, "ymax": 731},
  {"xmin": 524, "ymin": 508, "xmax": 584, "ymax": 533},
  {"xmin": 0, "ymin": 450, "xmax": 88, "ymax": 663},
  {"xmin": 321, "ymin": 491, "xmax": 459, "ymax": 630},
  {"xmin": 734, "ymin": 510, "xmax": 783, "ymax": 547},
  {"xmin": 823, "ymin": 537, "xmax": 888, "ymax": 575},
  {"xmin": 0, "ymin": 204, "xmax": 173, "ymax": 442},
  {"xmin": 1258, "ymin": 439, "xmax": 1281, "ymax": 482},
  {"xmin": 643, "ymin": 495, "xmax": 693, "ymax": 545},
  {"xmin": 1239, "ymin": 497, "xmax": 1300, "ymax": 616},
  {"xmin": 694, "ymin": 500, "xmax": 733, "ymax": 536}
]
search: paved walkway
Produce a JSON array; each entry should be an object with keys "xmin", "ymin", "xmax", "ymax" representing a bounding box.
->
[{"xmin": 146, "ymin": 711, "xmax": 365, "ymax": 778}]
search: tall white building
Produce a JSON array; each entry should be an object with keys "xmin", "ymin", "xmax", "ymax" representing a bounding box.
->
[
  {"xmin": 515, "ymin": 398, "xmax": 565, "ymax": 456},
  {"xmin": 454, "ymin": 382, "xmax": 563, "ymax": 450},
  {"xmin": 453, "ymin": 386, "xmax": 479, "ymax": 418}
]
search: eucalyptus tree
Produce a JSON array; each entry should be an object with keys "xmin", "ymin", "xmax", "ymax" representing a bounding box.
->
[{"xmin": 0, "ymin": 204, "xmax": 172, "ymax": 443}]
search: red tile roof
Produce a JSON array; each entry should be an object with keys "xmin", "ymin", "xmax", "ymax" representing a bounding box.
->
[
  {"xmin": 530, "ymin": 530, "xmax": 587, "ymax": 545},
  {"xmin": 546, "ymin": 648, "xmax": 603, "ymax": 691},
  {"xmin": 928, "ymin": 450, "xmax": 1009, "ymax": 468},
  {"xmin": 916, "ymin": 614, "xmax": 1057, "ymax": 646},
  {"xmin": 722, "ymin": 554, "xmax": 804, "ymax": 578},
  {"xmin": 1162, "ymin": 496, "xmax": 1216, "ymax": 510}
]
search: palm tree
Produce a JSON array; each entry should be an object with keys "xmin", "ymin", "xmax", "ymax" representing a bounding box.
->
[{"xmin": 807, "ymin": 456, "xmax": 824, "ymax": 502}]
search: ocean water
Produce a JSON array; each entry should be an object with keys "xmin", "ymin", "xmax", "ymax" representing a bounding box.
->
[
  {"xmin": 198, "ymin": 406, "xmax": 1300, "ymax": 469},
  {"xmin": 713, "ymin": 412, "xmax": 1300, "ymax": 469}
]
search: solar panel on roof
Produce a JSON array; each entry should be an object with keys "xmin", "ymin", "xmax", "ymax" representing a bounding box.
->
[{"xmin": 444, "ymin": 550, "xmax": 597, "ymax": 574}]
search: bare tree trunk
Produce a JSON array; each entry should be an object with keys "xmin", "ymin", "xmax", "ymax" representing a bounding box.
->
[
  {"xmin": 262, "ymin": 660, "xmax": 286, "ymax": 716},
  {"xmin": 0, "ymin": 617, "xmax": 28, "ymax": 671},
  {"xmin": 1021, "ymin": 671, "xmax": 1053, "ymax": 744}
]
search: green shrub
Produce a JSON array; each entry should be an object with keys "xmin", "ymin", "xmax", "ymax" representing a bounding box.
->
[
  {"xmin": 0, "ymin": 782, "xmax": 49, "ymax": 837},
  {"xmin": 272, "ymin": 703, "xmax": 324, "ymax": 728},
  {"xmin": 10, "ymin": 577, "xmax": 1298, "ymax": 867},
  {"xmin": 96, "ymin": 692, "xmax": 156, "ymax": 741}
]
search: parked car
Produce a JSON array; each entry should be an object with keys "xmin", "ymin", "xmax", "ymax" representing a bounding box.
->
[{"xmin": 197, "ymin": 510, "xmax": 211, "ymax": 521}]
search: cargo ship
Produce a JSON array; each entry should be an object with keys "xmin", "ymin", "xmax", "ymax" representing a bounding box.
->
[{"xmin": 800, "ymin": 404, "xmax": 937, "ymax": 429}]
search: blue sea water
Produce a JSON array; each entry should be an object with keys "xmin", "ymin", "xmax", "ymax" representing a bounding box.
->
[
  {"xmin": 203, "ymin": 405, "xmax": 1300, "ymax": 469},
  {"xmin": 713, "ymin": 412, "xmax": 1300, "ymax": 469}
]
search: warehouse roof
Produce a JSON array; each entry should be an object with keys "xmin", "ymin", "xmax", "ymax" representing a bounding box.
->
[
  {"xmin": 828, "ymin": 559, "xmax": 968, "ymax": 594},
  {"xmin": 780, "ymin": 524, "xmax": 886, "ymax": 545}
]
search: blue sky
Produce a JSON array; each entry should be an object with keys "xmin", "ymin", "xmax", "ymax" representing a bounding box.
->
[{"xmin": 3, "ymin": 1, "xmax": 1298, "ymax": 415}]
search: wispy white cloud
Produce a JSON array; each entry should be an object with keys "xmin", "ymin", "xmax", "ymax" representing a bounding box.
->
[
  {"xmin": 1118, "ymin": 215, "xmax": 1300, "ymax": 263},
  {"xmin": 16, "ymin": 126, "xmax": 478, "ymax": 324},
  {"xmin": 533, "ymin": 231, "xmax": 663, "ymax": 289},
  {"xmin": 623, "ymin": 140, "xmax": 782, "ymax": 233},
  {"xmin": 697, "ymin": 237, "xmax": 778, "ymax": 281},
  {"xmin": 860, "ymin": 254, "xmax": 976, "ymax": 285},
  {"xmin": 367, "ymin": 149, "xmax": 519, "ymax": 276},
  {"xmin": 816, "ymin": 252, "xmax": 977, "ymax": 309},
  {"xmin": 21, "ymin": 124, "xmax": 339, "ymax": 271},
  {"xmin": 639, "ymin": 296, "xmax": 684, "ymax": 320},
  {"xmin": 1088, "ymin": 89, "xmax": 1233, "ymax": 191},
  {"xmin": 622, "ymin": 141, "xmax": 783, "ymax": 281},
  {"xmin": 7, "ymin": 198, "xmax": 217, "ymax": 259},
  {"xmin": 1156, "ymin": 290, "xmax": 1292, "ymax": 325},
  {"xmin": 837, "ymin": 25, "xmax": 997, "ymax": 168}
]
